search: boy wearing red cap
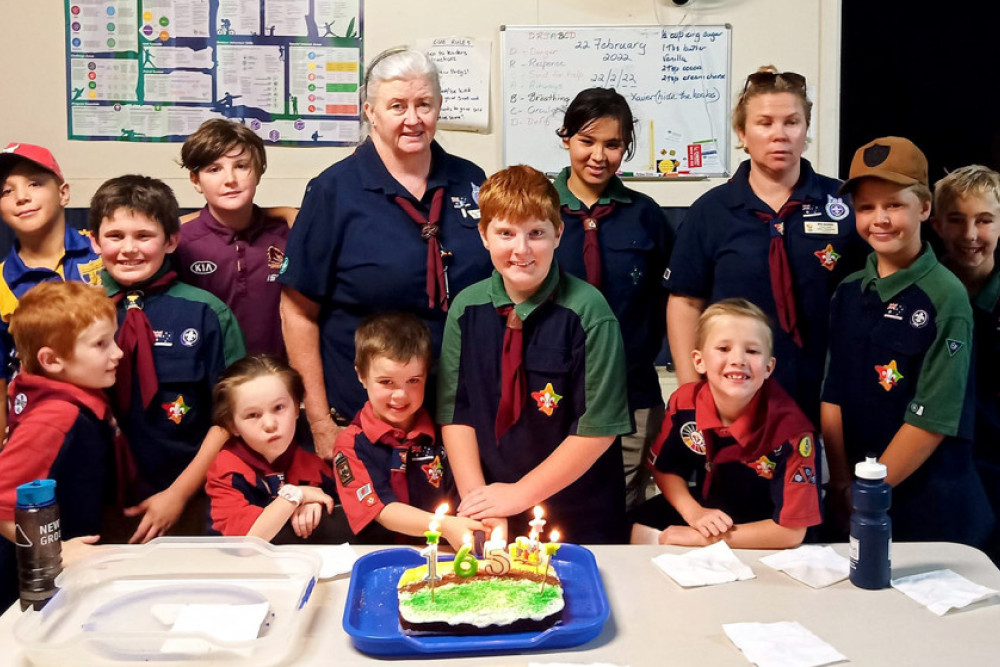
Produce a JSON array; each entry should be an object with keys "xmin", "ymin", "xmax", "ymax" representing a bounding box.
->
[
  {"xmin": 822, "ymin": 137, "xmax": 993, "ymax": 546},
  {"xmin": 0, "ymin": 143, "xmax": 103, "ymax": 439}
]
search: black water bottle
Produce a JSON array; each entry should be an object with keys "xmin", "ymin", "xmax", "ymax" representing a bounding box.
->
[
  {"xmin": 14, "ymin": 480, "xmax": 62, "ymax": 611},
  {"xmin": 849, "ymin": 457, "xmax": 891, "ymax": 590}
]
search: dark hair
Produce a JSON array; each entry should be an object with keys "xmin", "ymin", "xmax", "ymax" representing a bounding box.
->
[
  {"xmin": 88, "ymin": 174, "xmax": 180, "ymax": 238},
  {"xmin": 354, "ymin": 312, "xmax": 432, "ymax": 377},
  {"xmin": 181, "ymin": 118, "xmax": 267, "ymax": 176},
  {"xmin": 213, "ymin": 355, "xmax": 305, "ymax": 429},
  {"xmin": 556, "ymin": 88, "xmax": 636, "ymax": 161}
]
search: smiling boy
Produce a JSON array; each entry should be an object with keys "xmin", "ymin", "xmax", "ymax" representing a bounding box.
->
[
  {"xmin": 822, "ymin": 138, "xmax": 993, "ymax": 545},
  {"xmin": 437, "ymin": 165, "xmax": 632, "ymax": 543}
]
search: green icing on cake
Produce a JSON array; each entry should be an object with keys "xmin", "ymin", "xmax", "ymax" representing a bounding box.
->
[{"xmin": 403, "ymin": 578, "xmax": 561, "ymax": 616}]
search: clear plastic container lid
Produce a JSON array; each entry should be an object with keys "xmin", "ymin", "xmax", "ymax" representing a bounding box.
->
[
  {"xmin": 13, "ymin": 536, "xmax": 320, "ymax": 666},
  {"xmin": 855, "ymin": 456, "xmax": 888, "ymax": 480}
]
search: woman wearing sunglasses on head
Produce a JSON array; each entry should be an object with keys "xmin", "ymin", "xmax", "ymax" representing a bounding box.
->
[{"xmin": 664, "ymin": 66, "xmax": 867, "ymax": 425}]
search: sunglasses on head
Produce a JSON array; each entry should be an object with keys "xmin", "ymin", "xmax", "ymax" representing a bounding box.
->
[{"xmin": 742, "ymin": 71, "xmax": 806, "ymax": 96}]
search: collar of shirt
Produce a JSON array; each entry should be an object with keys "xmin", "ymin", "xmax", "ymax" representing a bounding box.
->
[
  {"xmin": 194, "ymin": 204, "xmax": 273, "ymax": 244},
  {"xmin": 859, "ymin": 243, "xmax": 938, "ymax": 301},
  {"xmin": 9, "ymin": 371, "xmax": 114, "ymax": 422},
  {"xmin": 3, "ymin": 224, "xmax": 94, "ymax": 290},
  {"xmin": 552, "ymin": 167, "xmax": 633, "ymax": 212},
  {"xmin": 723, "ymin": 158, "xmax": 833, "ymax": 213},
  {"xmin": 100, "ymin": 260, "xmax": 175, "ymax": 299},
  {"xmin": 355, "ymin": 139, "xmax": 457, "ymax": 200},
  {"xmin": 487, "ymin": 260, "xmax": 561, "ymax": 322},
  {"xmin": 356, "ymin": 400, "xmax": 435, "ymax": 448},
  {"xmin": 972, "ymin": 268, "xmax": 1000, "ymax": 313}
]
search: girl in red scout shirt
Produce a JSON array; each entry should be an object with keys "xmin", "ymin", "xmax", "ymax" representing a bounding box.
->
[
  {"xmin": 206, "ymin": 355, "xmax": 347, "ymax": 543},
  {"xmin": 332, "ymin": 313, "xmax": 479, "ymax": 549},
  {"xmin": 632, "ymin": 299, "xmax": 821, "ymax": 549}
]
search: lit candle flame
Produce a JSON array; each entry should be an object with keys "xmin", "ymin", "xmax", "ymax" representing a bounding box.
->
[
  {"xmin": 463, "ymin": 532, "xmax": 472, "ymax": 547},
  {"xmin": 434, "ymin": 503, "xmax": 449, "ymax": 519},
  {"xmin": 549, "ymin": 529, "xmax": 560, "ymax": 543},
  {"xmin": 492, "ymin": 525, "xmax": 505, "ymax": 544},
  {"xmin": 533, "ymin": 506, "xmax": 544, "ymax": 520}
]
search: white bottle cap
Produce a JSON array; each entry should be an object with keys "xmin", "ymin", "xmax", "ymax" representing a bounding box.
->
[{"xmin": 855, "ymin": 456, "xmax": 887, "ymax": 480}]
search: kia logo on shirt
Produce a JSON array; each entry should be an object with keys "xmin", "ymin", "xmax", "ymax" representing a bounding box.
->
[{"xmin": 190, "ymin": 260, "xmax": 218, "ymax": 275}]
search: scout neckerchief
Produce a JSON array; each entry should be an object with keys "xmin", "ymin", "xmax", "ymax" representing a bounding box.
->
[
  {"xmin": 696, "ymin": 378, "xmax": 814, "ymax": 498},
  {"xmin": 394, "ymin": 188, "xmax": 449, "ymax": 311},
  {"xmin": 494, "ymin": 304, "xmax": 525, "ymax": 441},
  {"xmin": 112, "ymin": 269, "xmax": 177, "ymax": 412},
  {"xmin": 561, "ymin": 202, "xmax": 616, "ymax": 289},
  {"xmin": 228, "ymin": 438, "xmax": 300, "ymax": 496},
  {"xmin": 753, "ymin": 200, "xmax": 804, "ymax": 347}
]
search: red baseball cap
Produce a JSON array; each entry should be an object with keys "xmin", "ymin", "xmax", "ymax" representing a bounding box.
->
[{"xmin": 0, "ymin": 143, "xmax": 64, "ymax": 183}]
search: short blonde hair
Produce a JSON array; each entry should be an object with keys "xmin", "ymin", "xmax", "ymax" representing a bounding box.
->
[
  {"xmin": 354, "ymin": 312, "xmax": 432, "ymax": 377},
  {"xmin": 9, "ymin": 282, "xmax": 116, "ymax": 376},
  {"xmin": 695, "ymin": 298, "xmax": 774, "ymax": 357},
  {"xmin": 477, "ymin": 165, "xmax": 562, "ymax": 235},
  {"xmin": 934, "ymin": 165, "xmax": 1000, "ymax": 214}
]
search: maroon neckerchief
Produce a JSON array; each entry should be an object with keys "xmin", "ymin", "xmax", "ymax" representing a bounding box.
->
[
  {"xmin": 355, "ymin": 402, "xmax": 437, "ymax": 503},
  {"xmin": 753, "ymin": 200, "xmax": 804, "ymax": 347},
  {"xmin": 228, "ymin": 438, "xmax": 300, "ymax": 494},
  {"xmin": 695, "ymin": 379, "xmax": 814, "ymax": 498},
  {"xmin": 394, "ymin": 188, "xmax": 448, "ymax": 311},
  {"xmin": 112, "ymin": 271, "xmax": 177, "ymax": 412},
  {"xmin": 494, "ymin": 304, "xmax": 526, "ymax": 442},
  {"xmin": 561, "ymin": 202, "xmax": 616, "ymax": 288}
]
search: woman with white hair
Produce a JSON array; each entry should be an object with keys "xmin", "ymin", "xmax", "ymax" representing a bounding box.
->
[{"xmin": 279, "ymin": 48, "xmax": 490, "ymax": 459}]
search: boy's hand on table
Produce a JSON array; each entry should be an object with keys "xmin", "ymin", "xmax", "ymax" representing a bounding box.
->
[
  {"xmin": 290, "ymin": 502, "xmax": 324, "ymax": 539},
  {"xmin": 685, "ymin": 506, "xmax": 734, "ymax": 539},
  {"xmin": 124, "ymin": 488, "xmax": 185, "ymax": 543},
  {"xmin": 658, "ymin": 525, "xmax": 718, "ymax": 547},
  {"xmin": 299, "ymin": 486, "xmax": 335, "ymax": 513},
  {"xmin": 458, "ymin": 482, "xmax": 526, "ymax": 520},
  {"xmin": 62, "ymin": 535, "xmax": 102, "ymax": 566}
]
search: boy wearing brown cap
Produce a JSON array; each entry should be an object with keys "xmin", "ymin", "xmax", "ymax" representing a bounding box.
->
[{"xmin": 821, "ymin": 137, "xmax": 994, "ymax": 545}]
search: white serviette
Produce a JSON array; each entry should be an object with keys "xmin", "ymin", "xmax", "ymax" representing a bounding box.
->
[
  {"xmin": 891, "ymin": 568, "xmax": 1000, "ymax": 615},
  {"xmin": 315, "ymin": 542, "xmax": 359, "ymax": 579},
  {"xmin": 723, "ymin": 621, "xmax": 847, "ymax": 667},
  {"xmin": 759, "ymin": 545, "xmax": 849, "ymax": 588},
  {"xmin": 652, "ymin": 541, "xmax": 755, "ymax": 587},
  {"xmin": 160, "ymin": 601, "xmax": 269, "ymax": 654}
]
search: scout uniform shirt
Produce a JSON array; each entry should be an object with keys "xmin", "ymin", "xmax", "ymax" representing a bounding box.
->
[
  {"xmin": 823, "ymin": 246, "xmax": 993, "ymax": 545},
  {"xmin": 437, "ymin": 264, "xmax": 632, "ymax": 543}
]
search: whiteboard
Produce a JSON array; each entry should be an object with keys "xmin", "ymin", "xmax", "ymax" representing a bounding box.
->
[{"xmin": 501, "ymin": 25, "xmax": 731, "ymax": 179}]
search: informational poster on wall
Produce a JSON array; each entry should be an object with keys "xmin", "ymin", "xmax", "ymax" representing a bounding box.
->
[{"xmin": 65, "ymin": 0, "xmax": 363, "ymax": 146}]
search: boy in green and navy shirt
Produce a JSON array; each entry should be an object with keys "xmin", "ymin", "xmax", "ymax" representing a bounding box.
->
[
  {"xmin": 822, "ymin": 137, "xmax": 993, "ymax": 546},
  {"xmin": 437, "ymin": 165, "xmax": 632, "ymax": 543},
  {"xmin": 89, "ymin": 175, "xmax": 246, "ymax": 543}
]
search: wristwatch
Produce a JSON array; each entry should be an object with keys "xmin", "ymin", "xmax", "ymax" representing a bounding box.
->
[{"xmin": 277, "ymin": 484, "xmax": 303, "ymax": 506}]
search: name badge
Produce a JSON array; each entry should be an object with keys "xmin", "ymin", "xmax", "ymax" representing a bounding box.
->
[{"xmin": 803, "ymin": 221, "xmax": 839, "ymax": 235}]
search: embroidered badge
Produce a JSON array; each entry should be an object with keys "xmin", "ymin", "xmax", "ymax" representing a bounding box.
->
[
  {"xmin": 751, "ymin": 456, "xmax": 775, "ymax": 479},
  {"xmin": 76, "ymin": 257, "xmax": 104, "ymax": 286},
  {"xmin": 825, "ymin": 194, "xmax": 849, "ymax": 221},
  {"xmin": 162, "ymin": 395, "xmax": 190, "ymax": 424},
  {"xmin": 279, "ymin": 256, "xmax": 289, "ymax": 275},
  {"xmin": 180, "ymin": 328, "xmax": 199, "ymax": 347},
  {"xmin": 813, "ymin": 244, "xmax": 841, "ymax": 271},
  {"xmin": 450, "ymin": 196, "xmax": 468, "ymax": 209},
  {"xmin": 189, "ymin": 260, "xmax": 217, "ymax": 275},
  {"xmin": 471, "ymin": 182, "xmax": 481, "ymax": 206},
  {"xmin": 884, "ymin": 302, "xmax": 904, "ymax": 320},
  {"xmin": 334, "ymin": 452, "xmax": 354, "ymax": 486},
  {"xmin": 946, "ymin": 339, "xmax": 965, "ymax": 357},
  {"xmin": 422, "ymin": 455, "xmax": 444, "ymax": 489},
  {"xmin": 909, "ymin": 310, "xmax": 928, "ymax": 328},
  {"xmin": 356, "ymin": 483, "xmax": 373, "ymax": 502},
  {"xmin": 629, "ymin": 265, "xmax": 643, "ymax": 285},
  {"xmin": 153, "ymin": 330, "xmax": 173, "ymax": 347},
  {"xmin": 875, "ymin": 360, "xmax": 903, "ymax": 391},
  {"xmin": 909, "ymin": 401, "xmax": 925, "ymax": 416},
  {"xmin": 680, "ymin": 421, "xmax": 706, "ymax": 455},
  {"xmin": 773, "ymin": 221, "xmax": 785, "ymax": 236},
  {"xmin": 792, "ymin": 465, "xmax": 816, "ymax": 484},
  {"xmin": 267, "ymin": 245, "xmax": 284, "ymax": 270},
  {"xmin": 13, "ymin": 392, "xmax": 26, "ymax": 415},
  {"xmin": 532, "ymin": 382, "xmax": 563, "ymax": 416},
  {"xmin": 798, "ymin": 435, "xmax": 813, "ymax": 458}
]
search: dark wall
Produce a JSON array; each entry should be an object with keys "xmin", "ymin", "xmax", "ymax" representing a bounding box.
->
[{"xmin": 840, "ymin": 1, "xmax": 1000, "ymax": 182}]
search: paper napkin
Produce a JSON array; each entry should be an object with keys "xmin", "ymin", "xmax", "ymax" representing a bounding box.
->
[
  {"xmin": 160, "ymin": 601, "xmax": 269, "ymax": 654},
  {"xmin": 759, "ymin": 545, "xmax": 850, "ymax": 588},
  {"xmin": 891, "ymin": 568, "xmax": 1000, "ymax": 615},
  {"xmin": 652, "ymin": 541, "xmax": 755, "ymax": 587},
  {"xmin": 723, "ymin": 621, "xmax": 847, "ymax": 667},
  {"xmin": 315, "ymin": 542, "xmax": 359, "ymax": 579}
]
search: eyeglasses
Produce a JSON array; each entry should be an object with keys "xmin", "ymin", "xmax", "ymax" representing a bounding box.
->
[{"xmin": 741, "ymin": 71, "xmax": 807, "ymax": 97}]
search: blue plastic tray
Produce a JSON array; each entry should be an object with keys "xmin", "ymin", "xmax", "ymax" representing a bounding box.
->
[{"xmin": 342, "ymin": 544, "xmax": 610, "ymax": 657}]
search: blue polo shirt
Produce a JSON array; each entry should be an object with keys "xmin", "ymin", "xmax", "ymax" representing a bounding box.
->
[
  {"xmin": 279, "ymin": 140, "xmax": 491, "ymax": 419},
  {"xmin": 0, "ymin": 225, "xmax": 103, "ymax": 380},
  {"xmin": 823, "ymin": 247, "xmax": 993, "ymax": 545},
  {"xmin": 553, "ymin": 168, "xmax": 673, "ymax": 411},
  {"xmin": 667, "ymin": 159, "xmax": 867, "ymax": 423},
  {"xmin": 104, "ymin": 269, "xmax": 246, "ymax": 495},
  {"xmin": 437, "ymin": 264, "xmax": 632, "ymax": 543}
]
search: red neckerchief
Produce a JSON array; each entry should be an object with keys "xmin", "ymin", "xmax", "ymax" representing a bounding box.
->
[
  {"xmin": 394, "ymin": 188, "xmax": 448, "ymax": 311},
  {"xmin": 561, "ymin": 202, "xmax": 616, "ymax": 288},
  {"xmin": 112, "ymin": 270, "xmax": 177, "ymax": 411},
  {"xmin": 753, "ymin": 201, "xmax": 804, "ymax": 347},
  {"xmin": 694, "ymin": 379, "xmax": 814, "ymax": 498},
  {"xmin": 228, "ymin": 438, "xmax": 300, "ymax": 485},
  {"xmin": 494, "ymin": 304, "xmax": 525, "ymax": 442}
]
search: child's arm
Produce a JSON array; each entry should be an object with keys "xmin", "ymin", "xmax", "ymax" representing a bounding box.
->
[
  {"xmin": 247, "ymin": 486, "xmax": 333, "ymax": 541},
  {"xmin": 820, "ymin": 401, "xmax": 852, "ymax": 532},
  {"xmin": 441, "ymin": 424, "xmax": 487, "ymax": 498},
  {"xmin": 0, "ymin": 520, "xmax": 101, "ymax": 566},
  {"xmin": 656, "ymin": 470, "xmax": 733, "ymax": 538},
  {"xmin": 666, "ymin": 294, "xmax": 707, "ymax": 385},
  {"xmin": 280, "ymin": 287, "xmax": 342, "ymax": 460},
  {"xmin": 878, "ymin": 423, "xmax": 945, "ymax": 487},
  {"xmin": 377, "ymin": 502, "xmax": 483, "ymax": 550},
  {"xmin": 125, "ymin": 424, "xmax": 229, "ymax": 543},
  {"xmin": 458, "ymin": 434, "xmax": 613, "ymax": 520}
]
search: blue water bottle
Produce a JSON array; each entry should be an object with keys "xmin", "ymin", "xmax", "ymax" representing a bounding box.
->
[
  {"xmin": 849, "ymin": 457, "xmax": 891, "ymax": 590},
  {"xmin": 14, "ymin": 480, "xmax": 62, "ymax": 611}
]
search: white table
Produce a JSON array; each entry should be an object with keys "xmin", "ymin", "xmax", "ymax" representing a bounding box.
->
[{"xmin": 1, "ymin": 542, "xmax": 999, "ymax": 665}]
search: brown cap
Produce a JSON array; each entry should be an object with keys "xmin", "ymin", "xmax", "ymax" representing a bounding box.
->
[{"xmin": 840, "ymin": 136, "xmax": 928, "ymax": 195}]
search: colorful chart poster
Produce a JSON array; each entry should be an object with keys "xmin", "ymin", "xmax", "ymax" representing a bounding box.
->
[{"xmin": 65, "ymin": 0, "xmax": 363, "ymax": 145}]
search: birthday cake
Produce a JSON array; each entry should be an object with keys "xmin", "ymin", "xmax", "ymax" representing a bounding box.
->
[{"xmin": 397, "ymin": 539, "xmax": 564, "ymax": 635}]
